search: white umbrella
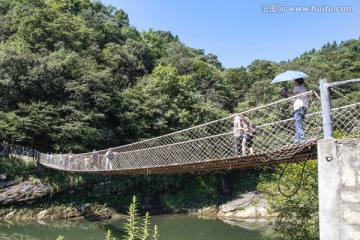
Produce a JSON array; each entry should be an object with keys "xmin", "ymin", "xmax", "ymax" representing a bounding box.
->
[{"xmin": 271, "ymin": 70, "xmax": 309, "ymax": 84}]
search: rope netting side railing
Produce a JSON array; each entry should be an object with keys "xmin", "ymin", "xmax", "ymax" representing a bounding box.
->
[
  {"xmin": 329, "ymin": 86, "xmax": 360, "ymax": 138},
  {"xmin": 39, "ymin": 91, "xmax": 329, "ymax": 173},
  {"xmin": 0, "ymin": 144, "xmax": 39, "ymax": 161}
]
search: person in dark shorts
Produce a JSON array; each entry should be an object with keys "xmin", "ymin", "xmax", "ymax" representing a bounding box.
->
[{"xmin": 240, "ymin": 113, "xmax": 256, "ymax": 155}]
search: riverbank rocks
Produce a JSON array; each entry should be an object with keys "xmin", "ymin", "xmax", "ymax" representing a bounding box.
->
[
  {"xmin": 0, "ymin": 204, "xmax": 114, "ymax": 221},
  {"xmin": 0, "ymin": 180, "xmax": 51, "ymax": 205},
  {"xmin": 218, "ymin": 191, "xmax": 268, "ymax": 221},
  {"xmin": 190, "ymin": 205, "xmax": 219, "ymax": 217},
  {"xmin": 0, "ymin": 174, "xmax": 14, "ymax": 190},
  {"xmin": 0, "ymin": 177, "xmax": 269, "ymax": 223},
  {"xmin": 0, "ymin": 179, "xmax": 115, "ymax": 221},
  {"xmin": 190, "ymin": 191, "xmax": 269, "ymax": 222}
]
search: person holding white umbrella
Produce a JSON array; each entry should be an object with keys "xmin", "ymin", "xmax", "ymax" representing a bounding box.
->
[
  {"xmin": 291, "ymin": 77, "xmax": 308, "ymax": 143},
  {"xmin": 272, "ymin": 70, "xmax": 309, "ymax": 144}
]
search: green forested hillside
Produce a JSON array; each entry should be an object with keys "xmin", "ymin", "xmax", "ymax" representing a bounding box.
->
[
  {"xmin": 1, "ymin": 0, "xmax": 359, "ymax": 153},
  {"xmin": 1, "ymin": 1, "xmax": 359, "ymax": 239}
]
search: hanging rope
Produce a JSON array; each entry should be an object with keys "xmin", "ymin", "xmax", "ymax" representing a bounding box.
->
[{"xmin": 277, "ymin": 160, "xmax": 307, "ymax": 198}]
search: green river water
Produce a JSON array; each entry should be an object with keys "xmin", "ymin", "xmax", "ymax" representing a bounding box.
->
[{"xmin": 0, "ymin": 215, "xmax": 272, "ymax": 240}]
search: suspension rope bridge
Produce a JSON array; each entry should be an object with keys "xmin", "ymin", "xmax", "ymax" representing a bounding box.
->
[{"xmin": 3, "ymin": 89, "xmax": 359, "ymax": 175}]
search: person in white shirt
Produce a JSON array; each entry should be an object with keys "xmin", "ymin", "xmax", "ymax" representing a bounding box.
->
[
  {"xmin": 104, "ymin": 149, "xmax": 114, "ymax": 170},
  {"xmin": 291, "ymin": 78, "xmax": 308, "ymax": 143},
  {"xmin": 230, "ymin": 112, "xmax": 246, "ymax": 156}
]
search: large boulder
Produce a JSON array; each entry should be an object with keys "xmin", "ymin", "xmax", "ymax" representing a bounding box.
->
[
  {"xmin": 217, "ymin": 191, "xmax": 268, "ymax": 221},
  {"xmin": 189, "ymin": 191, "xmax": 269, "ymax": 222},
  {"xmin": 0, "ymin": 180, "xmax": 51, "ymax": 205}
]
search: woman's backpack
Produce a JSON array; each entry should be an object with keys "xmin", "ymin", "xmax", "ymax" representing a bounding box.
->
[{"xmin": 249, "ymin": 121, "xmax": 257, "ymax": 135}]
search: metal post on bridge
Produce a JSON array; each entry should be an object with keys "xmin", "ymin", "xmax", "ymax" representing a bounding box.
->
[
  {"xmin": 320, "ymin": 78, "xmax": 360, "ymax": 138},
  {"xmin": 319, "ymin": 79, "xmax": 333, "ymax": 138}
]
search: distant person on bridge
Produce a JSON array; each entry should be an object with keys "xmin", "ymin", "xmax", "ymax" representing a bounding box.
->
[
  {"xmin": 230, "ymin": 112, "xmax": 246, "ymax": 157},
  {"xmin": 68, "ymin": 151, "xmax": 74, "ymax": 169},
  {"xmin": 91, "ymin": 149, "xmax": 99, "ymax": 170},
  {"xmin": 240, "ymin": 113, "xmax": 256, "ymax": 155},
  {"xmin": 49, "ymin": 152, "xmax": 54, "ymax": 164},
  {"xmin": 59, "ymin": 152, "xmax": 64, "ymax": 167},
  {"xmin": 45, "ymin": 153, "xmax": 50, "ymax": 163},
  {"xmin": 104, "ymin": 149, "xmax": 114, "ymax": 170},
  {"xmin": 291, "ymin": 78, "xmax": 308, "ymax": 144}
]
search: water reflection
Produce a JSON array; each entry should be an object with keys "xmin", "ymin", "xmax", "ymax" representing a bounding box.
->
[
  {"xmin": 0, "ymin": 215, "xmax": 271, "ymax": 240},
  {"xmin": 0, "ymin": 220, "xmax": 118, "ymax": 240}
]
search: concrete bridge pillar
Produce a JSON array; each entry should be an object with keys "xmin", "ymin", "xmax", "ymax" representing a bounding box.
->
[{"xmin": 317, "ymin": 138, "xmax": 360, "ymax": 240}]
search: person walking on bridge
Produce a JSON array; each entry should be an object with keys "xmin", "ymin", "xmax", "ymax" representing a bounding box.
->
[
  {"xmin": 230, "ymin": 112, "xmax": 246, "ymax": 157},
  {"xmin": 91, "ymin": 149, "xmax": 99, "ymax": 170},
  {"xmin": 272, "ymin": 70, "xmax": 309, "ymax": 144},
  {"xmin": 104, "ymin": 149, "xmax": 114, "ymax": 170},
  {"xmin": 240, "ymin": 113, "xmax": 256, "ymax": 155},
  {"xmin": 291, "ymin": 78, "xmax": 308, "ymax": 144}
]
